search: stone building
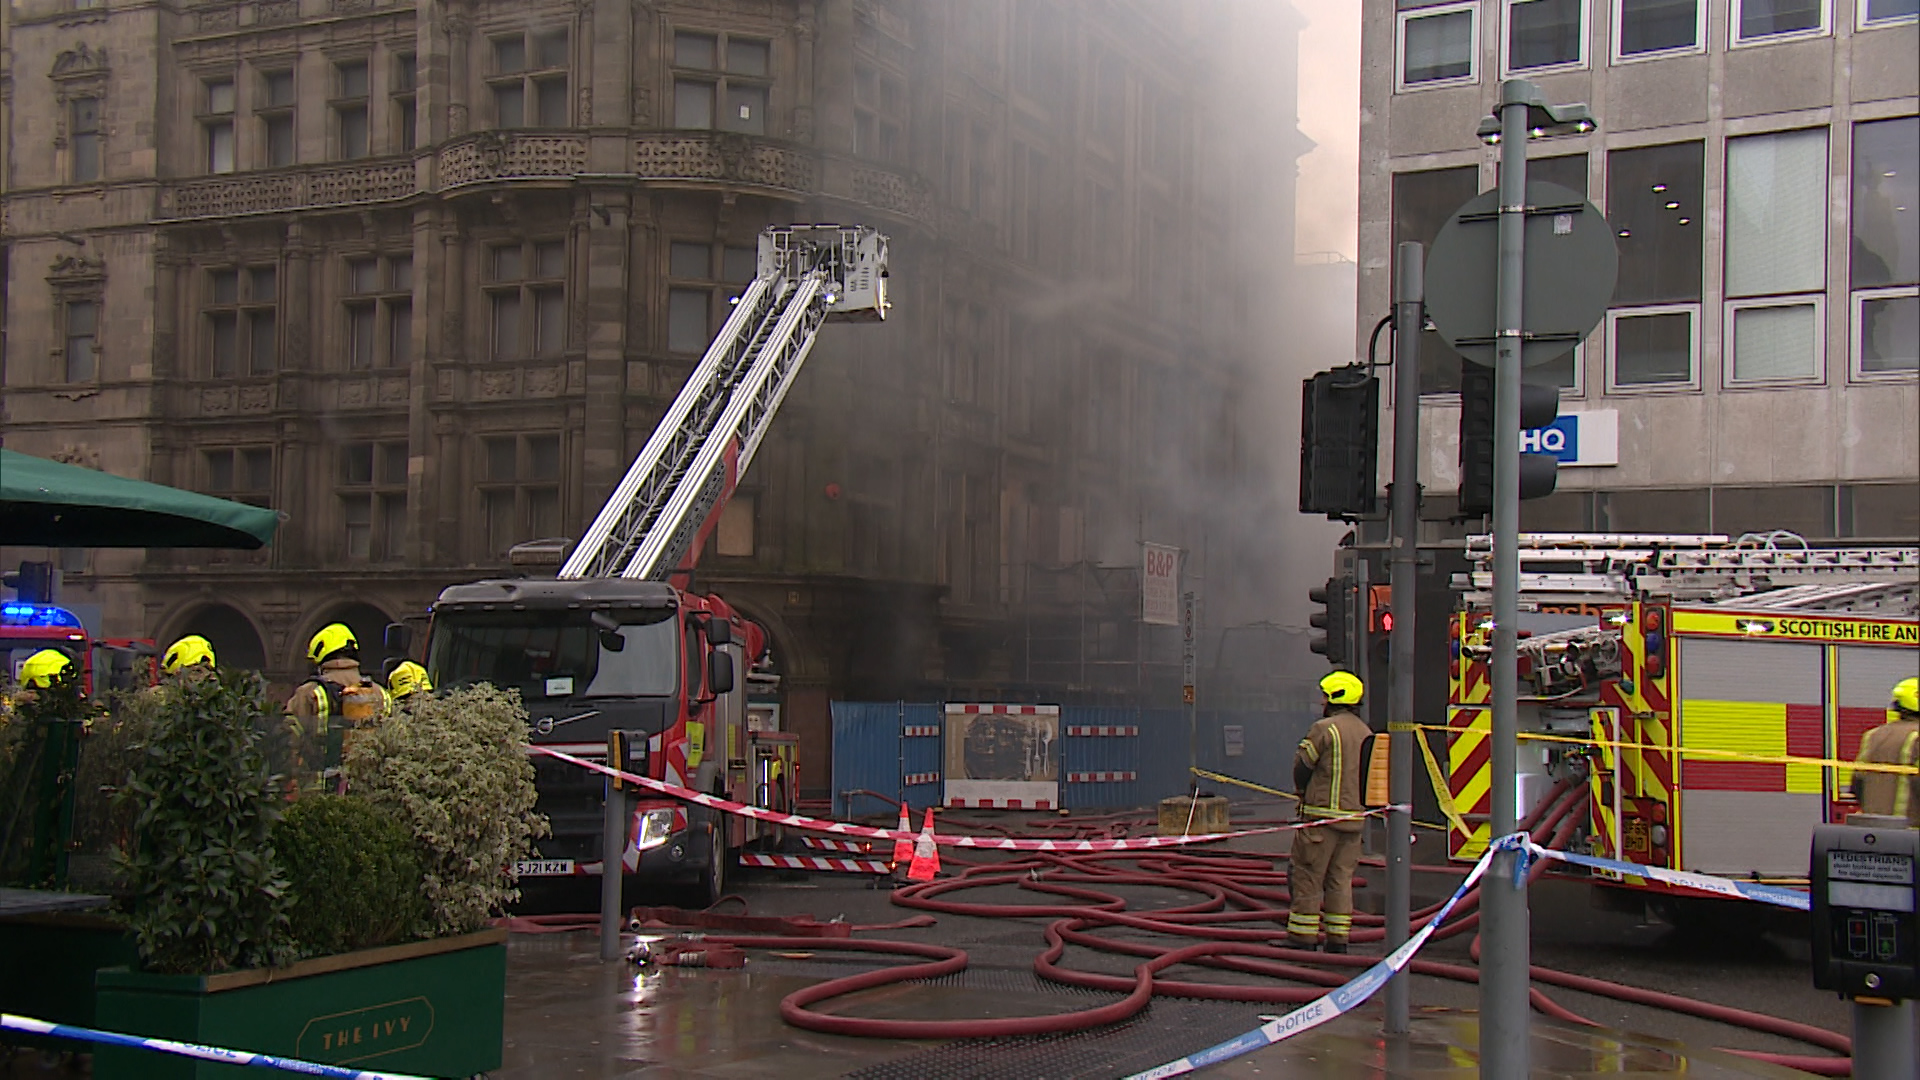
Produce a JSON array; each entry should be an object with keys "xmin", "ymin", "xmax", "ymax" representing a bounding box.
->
[
  {"xmin": 1360, "ymin": 1, "xmax": 1918, "ymax": 539},
  {"xmin": 0, "ymin": 0, "xmax": 1306, "ymax": 785}
]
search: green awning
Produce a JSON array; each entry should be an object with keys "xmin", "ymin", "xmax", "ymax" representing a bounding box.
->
[{"xmin": 0, "ymin": 449, "xmax": 280, "ymax": 549}]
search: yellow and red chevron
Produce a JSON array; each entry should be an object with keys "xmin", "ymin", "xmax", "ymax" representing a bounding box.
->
[
  {"xmin": 1448, "ymin": 705, "xmax": 1492, "ymax": 860},
  {"xmin": 1588, "ymin": 708, "xmax": 1618, "ymax": 861}
]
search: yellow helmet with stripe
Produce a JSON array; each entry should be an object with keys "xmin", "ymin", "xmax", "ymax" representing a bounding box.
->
[
  {"xmin": 20, "ymin": 649, "xmax": 74, "ymax": 689},
  {"xmin": 307, "ymin": 623, "xmax": 358, "ymax": 666},
  {"xmin": 162, "ymin": 635, "xmax": 216, "ymax": 675},
  {"xmin": 389, "ymin": 661, "xmax": 432, "ymax": 700},
  {"xmin": 1319, "ymin": 670, "xmax": 1364, "ymax": 706},
  {"xmin": 1895, "ymin": 676, "xmax": 1919, "ymax": 716}
]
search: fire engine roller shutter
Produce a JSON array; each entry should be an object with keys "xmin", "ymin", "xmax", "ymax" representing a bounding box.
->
[
  {"xmin": 1677, "ymin": 637, "xmax": 1824, "ymax": 877},
  {"xmin": 1834, "ymin": 645, "xmax": 1920, "ymax": 795}
]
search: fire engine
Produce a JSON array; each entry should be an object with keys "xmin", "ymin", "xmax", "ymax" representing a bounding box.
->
[
  {"xmin": 1444, "ymin": 532, "xmax": 1919, "ymax": 925},
  {"xmin": 2, "ymin": 600, "xmax": 156, "ymax": 694},
  {"xmin": 410, "ymin": 225, "xmax": 888, "ymax": 905}
]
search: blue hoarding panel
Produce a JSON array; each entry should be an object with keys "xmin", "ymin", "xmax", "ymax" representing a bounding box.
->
[{"xmin": 899, "ymin": 703, "xmax": 943, "ymax": 815}]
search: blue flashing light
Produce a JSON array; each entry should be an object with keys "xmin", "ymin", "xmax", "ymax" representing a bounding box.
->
[{"xmin": 0, "ymin": 603, "xmax": 84, "ymax": 629}]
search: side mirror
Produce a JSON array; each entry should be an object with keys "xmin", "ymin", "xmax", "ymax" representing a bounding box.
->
[
  {"xmin": 706, "ymin": 618, "xmax": 733, "ymax": 648},
  {"xmin": 383, "ymin": 623, "xmax": 413, "ymax": 654},
  {"xmin": 707, "ymin": 651, "xmax": 735, "ymax": 695}
]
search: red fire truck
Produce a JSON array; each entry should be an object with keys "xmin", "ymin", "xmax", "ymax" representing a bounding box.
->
[{"xmin": 2, "ymin": 601, "xmax": 156, "ymax": 694}]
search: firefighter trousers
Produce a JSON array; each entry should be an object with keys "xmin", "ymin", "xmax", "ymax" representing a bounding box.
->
[{"xmin": 1286, "ymin": 822, "xmax": 1362, "ymax": 945}]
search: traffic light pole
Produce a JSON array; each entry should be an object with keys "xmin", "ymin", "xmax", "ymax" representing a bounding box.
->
[
  {"xmin": 1481, "ymin": 81, "xmax": 1533, "ymax": 1080},
  {"xmin": 1384, "ymin": 242, "xmax": 1422, "ymax": 1035}
]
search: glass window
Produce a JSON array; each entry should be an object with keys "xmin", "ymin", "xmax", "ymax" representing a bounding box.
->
[
  {"xmin": 1608, "ymin": 141, "xmax": 1703, "ymax": 305},
  {"xmin": 534, "ymin": 289, "xmax": 565, "ymax": 356},
  {"xmin": 1852, "ymin": 117, "xmax": 1919, "ymax": 290},
  {"xmin": 1617, "ymin": 0, "xmax": 1701, "ymax": 57},
  {"xmin": 527, "ymin": 435, "xmax": 562, "ymax": 480},
  {"xmin": 392, "ymin": 257, "xmax": 413, "ymax": 291},
  {"xmin": 723, "ymin": 245, "xmax": 758, "ymax": 282},
  {"xmin": 379, "ymin": 442, "xmax": 409, "ymax": 486},
  {"xmin": 247, "ymin": 311, "xmax": 276, "ymax": 374},
  {"xmin": 723, "ymin": 83, "xmax": 768, "ymax": 135},
  {"xmin": 389, "ymin": 303, "xmax": 413, "ymax": 367},
  {"xmin": 210, "ymin": 313, "xmax": 238, "ymax": 375},
  {"xmin": 1734, "ymin": 0, "xmax": 1827, "ymax": 41},
  {"xmin": 347, "ymin": 258, "xmax": 378, "ymax": 293},
  {"xmin": 380, "ymin": 495, "xmax": 407, "ymax": 560},
  {"xmin": 207, "ymin": 80, "xmax": 236, "ymax": 115},
  {"xmin": 1506, "ymin": 0, "xmax": 1586, "ymax": 71},
  {"xmin": 493, "ymin": 246, "xmax": 524, "ymax": 281},
  {"xmin": 250, "ymin": 266, "xmax": 276, "ymax": 299},
  {"xmin": 491, "ymin": 293, "xmax": 521, "ymax": 359},
  {"xmin": 668, "ymin": 288, "xmax": 710, "ymax": 353},
  {"xmin": 1609, "ymin": 307, "xmax": 1696, "ymax": 387},
  {"xmin": 494, "ymin": 84, "xmax": 525, "ymax": 128},
  {"xmin": 1399, "ymin": 3, "xmax": 1477, "ymax": 88},
  {"xmin": 342, "ymin": 443, "xmax": 375, "ymax": 484},
  {"xmin": 64, "ymin": 301, "xmax": 98, "ymax": 383},
  {"xmin": 208, "ymin": 120, "xmax": 236, "ymax": 174},
  {"xmin": 1727, "ymin": 129, "xmax": 1826, "ymax": 297},
  {"xmin": 71, "ymin": 99, "xmax": 102, "ymax": 182},
  {"xmin": 674, "ymin": 80, "xmax": 715, "ymax": 129},
  {"xmin": 339, "ymin": 105, "xmax": 369, "ymax": 159},
  {"xmin": 534, "ymin": 241, "xmax": 566, "ymax": 278},
  {"xmin": 535, "ymin": 79, "xmax": 569, "ymax": 126},
  {"xmin": 1860, "ymin": 0, "xmax": 1919, "ymax": 25},
  {"xmin": 1393, "ymin": 166, "xmax": 1481, "ymax": 393},
  {"xmin": 675, "ymin": 32, "xmax": 718, "ymax": 70},
  {"xmin": 265, "ymin": 114, "xmax": 295, "ymax": 167},
  {"xmin": 212, "ymin": 269, "xmax": 240, "ymax": 305},
  {"xmin": 428, "ymin": 609, "xmax": 679, "ymax": 700},
  {"xmin": 670, "ymin": 242, "xmax": 710, "ymax": 279},
  {"xmin": 347, "ymin": 305, "xmax": 376, "ymax": 369},
  {"xmin": 485, "ymin": 437, "xmax": 517, "ymax": 482},
  {"xmin": 1728, "ymin": 299, "xmax": 1822, "ymax": 381},
  {"xmin": 727, "ymin": 38, "xmax": 770, "ymax": 76},
  {"xmin": 1856, "ymin": 290, "xmax": 1919, "ymax": 374},
  {"xmin": 337, "ymin": 61, "xmax": 369, "ymax": 99},
  {"xmin": 494, "ymin": 37, "xmax": 526, "ymax": 75},
  {"xmin": 264, "ymin": 70, "xmax": 295, "ymax": 108},
  {"xmin": 535, "ymin": 30, "xmax": 569, "ymax": 69}
]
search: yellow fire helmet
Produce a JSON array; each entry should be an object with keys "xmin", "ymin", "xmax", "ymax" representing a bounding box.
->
[
  {"xmin": 389, "ymin": 660, "xmax": 432, "ymax": 700},
  {"xmin": 307, "ymin": 623, "xmax": 358, "ymax": 666},
  {"xmin": 1895, "ymin": 676, "xmax": 1919, "ymax": 716},
  {"xmin": 20, "ymin": 649, "xmax": 74, "ymax": 689},
  {"xmin": 1319, "ymin": 670, "xmax": 1365, "ymax": 706},
  {"xmin": 162, "ymin": 635, "xmax": 216, "ymax": 675}
]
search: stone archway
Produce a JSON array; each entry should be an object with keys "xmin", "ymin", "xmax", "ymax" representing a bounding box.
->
[{"xmin": 169, "ymin": 603, "xmax": 269, "ymax": 671}]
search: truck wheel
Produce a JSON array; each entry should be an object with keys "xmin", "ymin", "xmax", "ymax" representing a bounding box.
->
[{"xmin": 692, "ymin": 822, "xmax": 729, "ymax": 909}]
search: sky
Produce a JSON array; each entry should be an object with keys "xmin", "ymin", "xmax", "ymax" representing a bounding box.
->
[{"xmin": 1292, "ymin": 0, "xmax": 1361, "ymax": 261}]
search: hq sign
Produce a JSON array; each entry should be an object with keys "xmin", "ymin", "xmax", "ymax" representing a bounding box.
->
[{"xmin": 1518, "ymin": 409, "xmax": 1618, "ymax": 468}]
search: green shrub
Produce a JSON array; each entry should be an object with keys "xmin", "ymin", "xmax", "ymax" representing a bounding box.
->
[
  {"xmin": 344, "ymin": 684, "xmax": 547, "ymax": 936},
  {"xmin": 273, "ymin": 795, "xmax": 426, "ymax": 956},
  {"xmin": 114, "ymin": 669, "xmax": 294, "ymax": 974}
]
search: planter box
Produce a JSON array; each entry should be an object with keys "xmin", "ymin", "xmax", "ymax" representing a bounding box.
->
[
  {"xmin": 93, "ymin": 928, "xmax": 506, "ymax": 1080},
  {"xmin": 0, "ymin": 911, "xmax": 138, "ymax": 1048}
]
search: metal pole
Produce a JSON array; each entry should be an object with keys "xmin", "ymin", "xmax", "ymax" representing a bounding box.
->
[
  {"xmin": 599, "ymin": 746, "xmax": 628, "ymax": 961},
  {"xmin": 1480, "ymin": 80, "xmax": 1533, "ymax": 1080},
  {"xmin": 1852, "ymin": 999, "xmax": 1919, "ymax": 1080},
  {"xmin": 1385, "ymin": 241, "xmax": 1423, "ymax": 1035}
]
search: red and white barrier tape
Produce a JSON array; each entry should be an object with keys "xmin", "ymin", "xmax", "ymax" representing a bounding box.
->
[
  {"xmin": 739, "ymin": 853, "xmax": 892, "ymax": 874},
  {"xmin": 530, "ymin": 745, "xmax": 1392, "ymax": 852}
]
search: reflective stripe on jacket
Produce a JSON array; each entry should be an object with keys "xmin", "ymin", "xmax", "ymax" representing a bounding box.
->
[{"xmin": 1296, "ymin": 709, "xmax": 1372, "ymax": 831}]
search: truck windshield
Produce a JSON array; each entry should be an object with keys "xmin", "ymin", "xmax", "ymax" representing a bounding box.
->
[{"xmin": 427, "ymin": 609, "xmax": 678, "ymax": 699}]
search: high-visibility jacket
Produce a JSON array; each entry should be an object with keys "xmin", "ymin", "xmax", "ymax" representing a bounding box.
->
[
  {"xmin": 285, "ymin": 671, "xmax": 390, "ymax": 788},
  {"xmin": 1295, "ymin": 708, "xmax": 1372, "ymax": 833},
  {"xmin": 1855, "ymin": 717, "xmax": 1920, "ymax": 827}
]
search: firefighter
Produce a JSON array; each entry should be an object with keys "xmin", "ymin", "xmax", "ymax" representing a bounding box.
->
[
  {"xmin": 16, "ymin": 648, "xmax": 75, "ymax": 694},
  {"xmin": 160, "ymin": 635, "xmax": 217, "ymax": 680},
  {"xmin": 1850, "ymin": 676, "xmax": 1920, "ymax": 827},
  {"xmin": 286, "ymin": 623, "xmax": 390, "ymax": 791},
  {"xmin": 1286, "ymin": 670, "xmax": 1373, "ymax": 953},
  {"xmin": 387, "ymin": 660, "xmax": 432, "ymax": 704}
]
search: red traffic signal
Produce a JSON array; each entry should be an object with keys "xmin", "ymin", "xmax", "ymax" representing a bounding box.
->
[{"xmin": 1367, "ymin": 585, "xmax": 1393, "ymax": 634}]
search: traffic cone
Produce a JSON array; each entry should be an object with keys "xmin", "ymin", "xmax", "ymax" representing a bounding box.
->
[
  {"xmin": 906, "ymin": 808, "xmax": 941, "ymax": 882},
  {"xmin": 890, "ymin": 801, "xmax": 914, "ymax": 871}
]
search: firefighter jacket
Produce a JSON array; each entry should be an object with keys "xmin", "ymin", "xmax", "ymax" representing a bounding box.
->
[
  {"xmin": 1854, "ymin": 716, "xmax": 1920, "ymax": 828},
  {"xmin": 1295, "ymin": 708, "xmax": 1372, "ymax": 833},
  {"xmin": 284, "ymin": 662, "xmax": 390, "ymax": 790}
]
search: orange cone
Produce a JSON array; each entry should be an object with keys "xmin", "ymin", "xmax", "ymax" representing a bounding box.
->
[
  {"xmin": 906, "ymin": 808, "xmax": 941, "ymax": 882},
  {"xmin": 890, "ymin": 801, "xmax": 914, "ymax": 871}
]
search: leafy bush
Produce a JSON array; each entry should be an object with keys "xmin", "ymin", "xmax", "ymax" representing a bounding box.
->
[
  {"xmin": 344, "ymin": 685, "xmax": 547, "ymax": 936},
  {"xmin": 273, "ymin": 795, "xmax": 426, "ymax": 956},
  {"xmin": 115, "ymin": 670, "xmax": 294, "ymax": 974},
  {"xmin": 0, "ymin": 666, "xmax": 90, "ymax": 887}
]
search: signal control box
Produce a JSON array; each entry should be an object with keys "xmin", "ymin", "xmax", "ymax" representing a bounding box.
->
[{"xmin": 1811, "ymin": 822, "xmax": 1918, "ymax": 1000}]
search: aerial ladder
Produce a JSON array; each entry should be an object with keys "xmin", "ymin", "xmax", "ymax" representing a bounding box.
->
[{"xmin": 559, "ymin": 224, "xmax": 890, "ymax": 583}]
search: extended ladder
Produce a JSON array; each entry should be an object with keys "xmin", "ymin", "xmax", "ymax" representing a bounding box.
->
[
  {"xmin": 560, "ymin": 225, "xmax": 890, "ymax": 581},
  {"xmin": 1458, "ymin": 532, "xmax": 1920, "ymax": 605}
]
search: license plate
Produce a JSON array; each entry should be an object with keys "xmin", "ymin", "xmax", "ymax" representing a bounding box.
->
[{"xmin": 514, "ymin": 859, "xmax": 575, "ymax": 877}]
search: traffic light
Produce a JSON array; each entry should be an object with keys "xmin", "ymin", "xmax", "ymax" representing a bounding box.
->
[
  {"xmin": 1458, "ymin": 367, "xmax": 1560, "ymax": 517},
  {"xmin": 1366, "ymin": 584, "xmax": 1393, "ymax": 635},
  {"xmin": 2, "ymin": 561, "xmax": 55, "ymax": 605},
  {"xmin": 1309, "ymin": 577, "xmax": 1351, "ymax": 666},
  {"xmin": 1299, "ymin": 366, "xmax": 1380, "ymax": 519}
]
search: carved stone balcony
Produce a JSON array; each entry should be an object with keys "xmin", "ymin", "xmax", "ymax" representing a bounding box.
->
[{"xmin": 158, "ymin": 159, "xmax": 415, "ymax": 220}]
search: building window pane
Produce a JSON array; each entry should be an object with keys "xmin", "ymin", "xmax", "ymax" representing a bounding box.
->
[
  {"xmin": 675, "ymin": 80, "xmax": 715, "ymax": 129},
  {"xmin": 1612, "ymin": 309, "xmax": 1694, "ymax": 386},
  {"xmin": 485, "ymin": 491, "xmax": 516, "ymax": 555},
  {"xmin": 534, "ymin": 289, "xmax": 565, "ymax": 356},
  {"xmin": 527, "ymin": 435, "xmax": 561, "ymax": 480},
  {"xmin": 242, "ymin": 448, "xmax": 273, "ymax": 492},
  {"xmin": 208, "ymin": 122, "xmax": 235, "ymax": 173},
  {"xmin": 396, "ymin": 98, "xmax": 418, "ymax": 151},
  {"xmin": 265, "ymin": 115, "xmax": 295, "ymax": 167},
  {"xmin": 495, "ymin": 84, "xmax": 525, "ymax": 128},
  {"xmin": 249, "ymin": 266, "xmax": 276, "ymax": 299},
  {"xmin": 535, "ymin": 31, "xmax": 569, "ymax": 69},
  {"xmin": 1730, "ymin": 302, "xmax": 1819, "ymax": 381},
  {"xmin": 1619, "ymin": 0, "xmax": 1699, "ymax": 54},
  {"xmin": 491, "ymin": 293, "xmax": 521, "ymax": 359},
  {"xmin": 1508, "ymin": 0, "xmax": 1584, "ymax": 70},
  {"xmin": 723, "ymin": 245, "xmax": 758, "ymax": 282},
  {"xmin": 207, "ymin": 80, "xmax": 236, "ymax": 114},
  {"xmin": 1863, "ymin": 0, "xmax": 1920, "ymax": 23},
  {"xmin": 342, "ymin": 442, "xmax": 375, "ymax": 484},
  {"xmin": 1737, "ymin": 0, "xmax": 1825, "ymax": 39},
  {"xmin": 675, "ymin": 32, "xmax": 717, "ymax": 69},
  {"xmin": 493, "ymin": 246, "xmax": 524, "ymax": 281},
  {"xmin": 71, "ymin": 99, "xmax": 102, "ymax": 182},
  {"xmin": 1393, "ymin": 167, "xmax": 1480, "ymax": 393},
  {"xmin": 670, "ymin": 241, "xmax": 710, "ymax": 279},
  {"xmin": 339, "ymin": 106, "xmax": 369, "ymax": 159},
  {"xmin": 347, "ymin": 305, "xmax": 376, "ymax": 369},
  {"xmin": 210, "ymin": 313, "xmax": 238, "ymax": 376},
  {"xmin": 535, "ymin": 79, "xmax": 569, "ymax": 126},
  {"xmin": 248, "ymin": 311, "xmax": 276, "ymax": 374},
  {"xmin": 533, "ymin": 241, "xmax": 565, "ymax": 278},
  {"xmin": 1532, "ymin": 348, "xmax": 1577, "ymax": 390},
  {"xmin": 381, "ymin": 495, "xmax": 407, "ymax": 560},
  {"xmin": 1608, "ymin": 142, "xmax": 1704, "ymax": 304},
  {"xmin": 1524, "ymin": 152, "xmax": 1588, "ymax": 196},
  {"xmin": 528, "ymin": 488, "xmax": 560, "ymax": 538},
  {"xmin": 1401, "ymin": 7, "xmax": 1476, "ymax": 85},
  {"xmin": 1852, "ymin": 117, "xmax": 1919, "ymax": 289},
  {"xmin": 212, "ymin": 269, "xmax": 239, "ymax": 304},
  {"xmin": 64, "ymin": 301, "xmax": 98, "ymax": 383},
  {"xmin": 485, "ymin": 437, "xmax": 517, "ymax": 482},
  {"xmin": 1726, "ymin": 128, "xmax": 1826, "ymax": 297},
  {"xmin": 494, "ymin": 37, "xmax": 526, "ymax": 75},
  {"xmin": 1860, "ymin": 294, "xmax": 1920, "ymax": 373},
  {"xmin": 722, "ymin": 83, "xmax": 768, "ymax": 135},
  {"xmin": 668, "ymin": 288, "xmax": 710, "ymax": 352},
  {"xmin": 264, "ymin": 71, "xmax": 295, "ymax": 107},
  {"xmin": 348, "ymin": 258, "xmax": 378, "ymax": 293},
  {"xmin": 391, "ymin": 257, "xmax": 413, "ymax": 291},
  {"xmin": 726, "ymin": 38, "xmax": 770, "ymax": 76},
  {"xmin": 389, "ymin": 302, "xmax": 413, "ymax": 367},
  {"xmin": 338, "ymin": 61, "xmax": 368, "ymax": 98},
  {"xmin": 379, "ymin": 443, "xmax": 408, "ymax": 485}
]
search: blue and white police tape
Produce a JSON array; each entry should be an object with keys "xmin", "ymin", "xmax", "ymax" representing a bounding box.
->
[
  {"xmin": 1122, "ymin": 832, "xmax": 1527, "ymax": 1080},
  {"xmin": 0, "ymin": 1014, "xmax": 431, "ymax": 1080},
  {"xmin": 1520, "ymin": 843, "xmax": 1810, "ymax": 911}
]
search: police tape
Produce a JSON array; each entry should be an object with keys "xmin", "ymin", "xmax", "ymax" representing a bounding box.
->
[
  {"xmin": 530, "ymin": 746, "xmax": 1393, "ymax": 852},
  {"xmin": 1519, "ymin": 843, "xmax": 1811, "ymax": 910},
  {"xmin": 1123, "ymin": 832, "xmax": 1523, "ymax": 1079},
  {"xmin": 1405, "ymin": 723, "xmax": 1920, "ymax": 776},
  {"xmin": 0, "ymin": 1014, "xmax": 428, "ymax": 1079}
]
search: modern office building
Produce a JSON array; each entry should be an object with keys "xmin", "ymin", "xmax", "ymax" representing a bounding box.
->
[
  {"xmin": 1360, "ymin": 1, "xmax": 1918, "ymax": 540},
  {"xmin": 0, "ymin": 0, "xmax": 1308, "ymax": 782}
]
